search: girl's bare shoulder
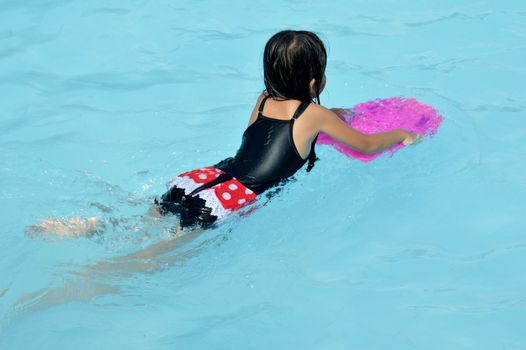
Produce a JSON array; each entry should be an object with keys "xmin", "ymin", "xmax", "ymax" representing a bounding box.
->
[{"xmin": 303, "ymin": 103, "xmax": 337, "ymax": 125}]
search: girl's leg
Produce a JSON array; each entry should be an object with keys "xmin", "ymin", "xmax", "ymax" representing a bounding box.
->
[
  {"xmin": 12, "ymin": 224, "xmax": 210, "ymax": 320},
  {"xmin": 80, "ymin": 225, "xmax": 204, "ymax": 275}
]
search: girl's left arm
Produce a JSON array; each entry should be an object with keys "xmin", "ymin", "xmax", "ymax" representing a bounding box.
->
[{"xmin": 313, "ymin": 105, "xmax": 418, "ymax": 154}]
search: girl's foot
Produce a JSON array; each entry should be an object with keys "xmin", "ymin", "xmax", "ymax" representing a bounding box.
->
[{"xmin": 27, "ymin": 217, "xmax": 100, "ymax": 239}]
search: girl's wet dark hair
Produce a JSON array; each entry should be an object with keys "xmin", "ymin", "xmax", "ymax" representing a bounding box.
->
[{"xmin": 263, "ymin": 30, "xmax": 327, "ymax": 104}]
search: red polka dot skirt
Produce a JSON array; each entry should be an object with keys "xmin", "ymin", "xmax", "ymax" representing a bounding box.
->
[{"xmin": 166, "ymin": 167, "xmax": 257, "ymax": 220}]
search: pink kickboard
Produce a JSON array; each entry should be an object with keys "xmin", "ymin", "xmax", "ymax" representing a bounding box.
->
[{"xmin": 317, "ymin": 97, "xmax": 443, "ymax": 161}]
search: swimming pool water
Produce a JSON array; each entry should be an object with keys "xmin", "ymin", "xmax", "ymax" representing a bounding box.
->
[{"xmin": 1, "ymin": 1, "xmax": 525, "ymax": 349}]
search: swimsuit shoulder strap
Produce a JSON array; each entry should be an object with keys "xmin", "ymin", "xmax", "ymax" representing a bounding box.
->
[
  {"xmin": 292, "ymin": 101, "xmax": 311, "ymax": 120},
  {"xmin": 258, "ymin": 95, "xmax": 271, "ymax": 115}
]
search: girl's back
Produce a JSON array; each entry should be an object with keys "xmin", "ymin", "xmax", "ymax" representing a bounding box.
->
[
  {"xmin": 247, "ymin": 94, "xmax": 320, "ymax": 160},
  {"xmin": 215, "ymin": 94, "xmax": 319, "ymax": 195}
]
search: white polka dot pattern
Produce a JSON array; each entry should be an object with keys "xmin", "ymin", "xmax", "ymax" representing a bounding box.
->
[{"xmin": 166, "ymin": 166, "xmax": 257, "ymax": 220}]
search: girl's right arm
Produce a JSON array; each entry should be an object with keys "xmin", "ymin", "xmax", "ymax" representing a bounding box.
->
[{"xmin": 316, "ymin": 106, "xmax": 418, "ymax": 154}]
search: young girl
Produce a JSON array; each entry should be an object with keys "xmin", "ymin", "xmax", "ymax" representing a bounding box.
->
[{"xmin": 31, "ymin": 30, "xmax": 418, "ymax": 238}]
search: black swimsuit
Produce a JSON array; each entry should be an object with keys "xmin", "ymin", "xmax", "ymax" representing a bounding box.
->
[
  {"xmin": 215, "ymin": 95, "xmax": 318, "ymax": 194},
  {"xmin": 156, "ymin": 96, "xmax": 319, "ymax": 228}
]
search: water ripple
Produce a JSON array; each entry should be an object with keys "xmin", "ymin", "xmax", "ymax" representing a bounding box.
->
[
  {"xmin": 407, "ymin": 296, "xmax": 526, "ymax": 314},
  {"xmin": 0, "ymin": 0, "xmax": 66, "ymax": 13},
  {"xmin": 82, "ymin": 7, "xmax": 131, "ymax": 16},
  {"xmin": 315, "ymin": 22, "xmax": 398, "ymax": 37},
  {"xmin": 0, "ymin": 68, "xmax": 212, "ymax": 94},
  {"xmin": 169, "ymin": 27, "xmax": 249, "ymax": 41},
  {"xmin": 405, "ymin": 11, "xmax": 494, "ymax": 27},
  {"xmin": 0, "ymin": 26, "xmax": 61, "ymax": 60},
  {"xmin": 378, "ymin": 242, "xmax": 526, "ymax": 264}
]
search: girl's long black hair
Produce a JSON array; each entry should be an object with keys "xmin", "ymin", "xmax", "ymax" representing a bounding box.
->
[{"xmin": 263, "ymin": 30, "xmax": 327, "ymax": 104}]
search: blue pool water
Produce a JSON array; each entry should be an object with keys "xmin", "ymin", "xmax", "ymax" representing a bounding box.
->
[{"xmin": 1, "ymin": 1, "xmax": 525, "ymax": 349}]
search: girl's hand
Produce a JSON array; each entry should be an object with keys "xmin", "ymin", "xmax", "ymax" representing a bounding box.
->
[{"xmin": 401, "ymin": 131, "xmax": 423, "ymax": 146}]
